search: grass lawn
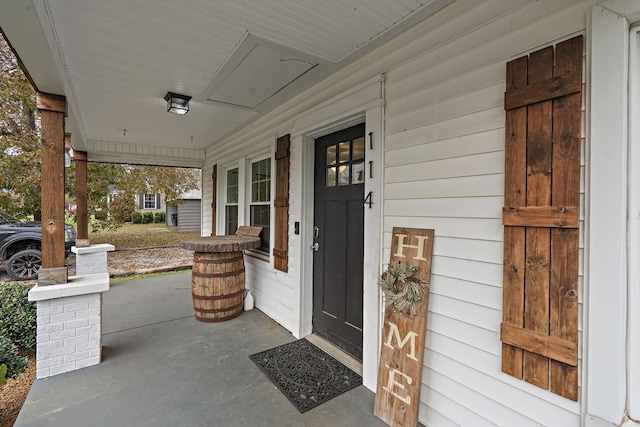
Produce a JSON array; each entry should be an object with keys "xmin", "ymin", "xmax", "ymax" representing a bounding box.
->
[{"xmin": 89, "ymin": 223, "xmax": 201, "ymax": 250}]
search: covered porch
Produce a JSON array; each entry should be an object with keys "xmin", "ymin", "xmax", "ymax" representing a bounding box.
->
[{"xmin": 14, "ymin": 271, "xmax": 385, "ymax": 427}]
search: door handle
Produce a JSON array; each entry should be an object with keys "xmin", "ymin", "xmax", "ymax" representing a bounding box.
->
[
  {"xmin": 314, "ymin": 226, "xmax": 320, "ymax": 239},
  {"xmin": 312, "ymin": 242, "xmax": 320, "ymax": 252}
]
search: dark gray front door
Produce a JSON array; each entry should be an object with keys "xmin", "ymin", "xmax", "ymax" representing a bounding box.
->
[{"xmin": 312, "ymin": 123, "xmax": 365, "ymax": 361}]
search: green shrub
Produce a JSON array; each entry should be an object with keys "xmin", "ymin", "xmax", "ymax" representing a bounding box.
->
[
  {"xmin": 154, "ymin": 212, "xmax": 165, "ymax": 223},
  {"xmin": 0, "ymin": 363, "xmax": 7, "ymax": 387},
  {"xmin": 131, "ymin": 212, "xmax": 142, "ymax": 224},
  {"xmin": 0, "ymin": 283, "xmax": 37, "ymax": 350},
  {"xmin": 0, "ymin": 335, "xmax": 28, "ymax": 379},
  {"xmin": 142, "ymin": 212, "xmax": 154, "ymax": 224}
]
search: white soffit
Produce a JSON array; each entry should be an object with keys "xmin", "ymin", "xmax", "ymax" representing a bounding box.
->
[{"xmin": 200, "ymin": 34, "xmax": 323, "ymax": 110}]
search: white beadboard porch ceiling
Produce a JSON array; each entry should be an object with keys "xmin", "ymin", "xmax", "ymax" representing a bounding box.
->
[{"xmin": 0, "ymin": 0, "xmax": 454, "ymax": 166}]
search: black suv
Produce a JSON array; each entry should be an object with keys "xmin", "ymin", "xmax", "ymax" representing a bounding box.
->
[{"xmin": 0, "ymin": 212, "xmax": 76, "ymax": 281}]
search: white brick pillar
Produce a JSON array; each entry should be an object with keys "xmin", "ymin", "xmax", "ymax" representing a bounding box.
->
[
  {"xmin": 72, "ymin": 244, "xmax": 114, "ymax": 275},
  {"xmin": 29, "ymin": 273, "xmax": 110, "ymax": 378}
]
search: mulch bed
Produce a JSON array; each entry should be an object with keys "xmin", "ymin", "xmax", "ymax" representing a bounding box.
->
[{"xmin": 0, "ymin": 351, "xmax": 35, "ymax": 427}]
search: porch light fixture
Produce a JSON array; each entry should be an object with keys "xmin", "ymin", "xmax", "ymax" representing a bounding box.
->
[{"xmin": 164, "ymin": 92, "xmax": 191, "ymax": 115}]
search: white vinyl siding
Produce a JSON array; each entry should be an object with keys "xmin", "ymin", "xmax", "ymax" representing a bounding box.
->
[
  {"xmin": 381, "ymin": 1, "xmax": 590, "ymax": 424},
  {"xmin": 177, "ymin": 200, "xmax": 201, "ymax": 233},
  {"xmin": 199, "ymin": 0, "xmax": 599, "ymax": 425}
]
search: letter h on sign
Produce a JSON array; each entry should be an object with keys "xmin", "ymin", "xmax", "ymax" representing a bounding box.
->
[{"xmin": 393, "ymin": 234, "xmax": 430, "ymax": 261}]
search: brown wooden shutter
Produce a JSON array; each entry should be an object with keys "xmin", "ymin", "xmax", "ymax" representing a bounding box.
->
[
  {"xmin": 273, "ymin": 134, "xmax": 290, "ymax": 272},
  {"xmin": 211, "ymin": 164, "xmax": 217, "ymax": 236},
  {"xmin": 501, "ymin": 35, "xmax": 582, "ymax": 401}
]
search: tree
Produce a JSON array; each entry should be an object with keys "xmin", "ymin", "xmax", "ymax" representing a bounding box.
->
[
  {"xmin": 79, "ymin": 163, "xmax": 200, "ymax": 230},
  {"xmin": 1, "ymin": 33, "xmax": 201, "ymax": 226},
  {"xmin": 0, "ymin": 33, "xmax": 40, "ymax": 219}
]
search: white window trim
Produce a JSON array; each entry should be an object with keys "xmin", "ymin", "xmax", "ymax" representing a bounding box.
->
[
  {"xmin": 224, "ymin": 166, "xmax": 240, "ymax": 235},
  {"xmin": 143, "ymin": 193, "xmax": 159, "ymax": 210},
  {"xmin": 245, "ymin": 153, "xmax": 273, "ymax": 261},
  {"xmin": 217, "ymin": 160, "xmax": 246, "ymax": 236}
]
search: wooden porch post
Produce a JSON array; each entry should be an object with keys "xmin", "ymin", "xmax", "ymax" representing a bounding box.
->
[
  {"xmin": 36, "ymin": 92, "xmax": 68, "ymax": 285},
  {"xmin": 74, "ymin": 149, "xmax": 90, "ymax": 247}
]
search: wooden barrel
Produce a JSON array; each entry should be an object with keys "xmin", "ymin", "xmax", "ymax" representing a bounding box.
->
[{"xmin": 191, "ymin": 251, "xmax": 245, "ymax": 322}]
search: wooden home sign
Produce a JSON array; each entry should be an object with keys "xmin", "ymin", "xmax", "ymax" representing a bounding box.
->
[{"xmin": 374, "ymin": 227, "xmax": 434, "ymax": 427}]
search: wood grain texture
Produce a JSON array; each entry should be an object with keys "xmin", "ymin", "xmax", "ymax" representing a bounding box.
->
[
  {"xmin": 273, "ymin": 134, "xmax": 290, "ymax": 272},
  {"xmin": 501, "ymin": 35, "xmax": 582, "ymax": 401},
  {"xmin": 191, "ymin": 251, "xmax": 245, "ymax": 322},
  {"xmin": 375, "ymin": 227, "xmax": 434, "ymax": 427},
  {"xmin": 500, "ymin": 323, "xmax": 577, "ymax": 366},
  {"xmin": 502, "ymin": 55, "xmax": 527, "ymax": 379},
  {"xmin": 36, "ymin": 92, "xmax": 66, "ymax": 114},
  {"xmin": 550, "ymin": 35, "xmax": 582, "ymax": 401},
  {"xmin": 504, "ymin": 71, "xmax": 581, "ymax": 110},
  {"xmin": 75, "ymin": 151, "xmax": 89, "ymax": 241},
  {"xmin": 235, "ymin": 225, "xmax": 263, "ymax": 237},
  {"xmin": 502, "ymin": 206, "xmax": 579, "ymax": 228},
  {"xmin": 181, "ymin": 235, "xmax": 260, "ymax": 252},
  {"xmin": 39, "ymin": 109, "xmax": 66, "ymax": 271}
]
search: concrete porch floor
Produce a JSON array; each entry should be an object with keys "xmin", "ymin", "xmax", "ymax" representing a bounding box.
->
[{"xmin": 14, "ymin": 272, "xmax": 388, "ymax": 427}]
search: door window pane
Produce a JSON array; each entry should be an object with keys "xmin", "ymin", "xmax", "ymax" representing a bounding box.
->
[
  {"xmin": 338, "ymin": 165, "xmax": 349, "ymax": 186},
  {"xmin": 326, "ymin": 146, "xmax": 336, "ymax": 166},
  {"xmin": 324, "ymin": 135, "xmax": 366, "ymax": 187},
  {"xmin": 352, "ymin": 161, "xmax": 365, "ymax": 184},
  {"xmin": 326, "ymin": 167, "xmax": 337, "ymax": 187},
  {"xmin": 338, "ymin": 141, "xmax": 350, "ymax": 163},
  {"xmin": 352, "ymin": 137, "xmax": 365, "ymax": 160}
]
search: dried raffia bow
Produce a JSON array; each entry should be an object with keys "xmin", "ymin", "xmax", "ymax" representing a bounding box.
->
[{"xmin": 379, "ymin": 260, "xmax": 428, "ymax": 317}]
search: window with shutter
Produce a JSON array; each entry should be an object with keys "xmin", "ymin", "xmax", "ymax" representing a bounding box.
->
[
  {"xmin": 143, "ymin": 193, "xmax": 158, "ymax": 209},
  {"xmin": 250, "ymin": 157, "xmax": 271, "ymax": 253},
  {"xmin": 273, "ymin": 134, "xmax": 290, "ymax": 272},
  {"xmin": 501, "ymin": 35, "xmax": 582, "ymax": 401}
]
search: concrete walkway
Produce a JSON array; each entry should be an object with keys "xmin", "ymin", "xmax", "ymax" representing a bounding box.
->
[{"xmin": 15, "ymin": 272, "xmax": 388, "ymax": 427}]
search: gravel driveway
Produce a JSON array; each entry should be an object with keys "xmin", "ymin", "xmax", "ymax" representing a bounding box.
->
[{"xmin": 0, "ymin": 246, "xmax": 194, "ymax": 284}]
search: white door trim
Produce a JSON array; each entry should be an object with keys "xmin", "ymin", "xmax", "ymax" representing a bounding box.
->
[
  {"xmin": 627, "ymin": 22, "xmax": 640, "ymax": 424},
  {"xmin": 290, "ymin": 75, "xmax": 385, "ymax": 390}
]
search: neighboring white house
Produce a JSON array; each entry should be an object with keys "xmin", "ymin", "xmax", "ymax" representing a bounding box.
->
[{"xmin": 5, "ymin": 1, "xmax": 640, "ymax": 425}]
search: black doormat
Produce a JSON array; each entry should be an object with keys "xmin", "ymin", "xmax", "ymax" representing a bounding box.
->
[{"xmin": 249, "ymin": 338, "xmax": 362, "ymax": 413}]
